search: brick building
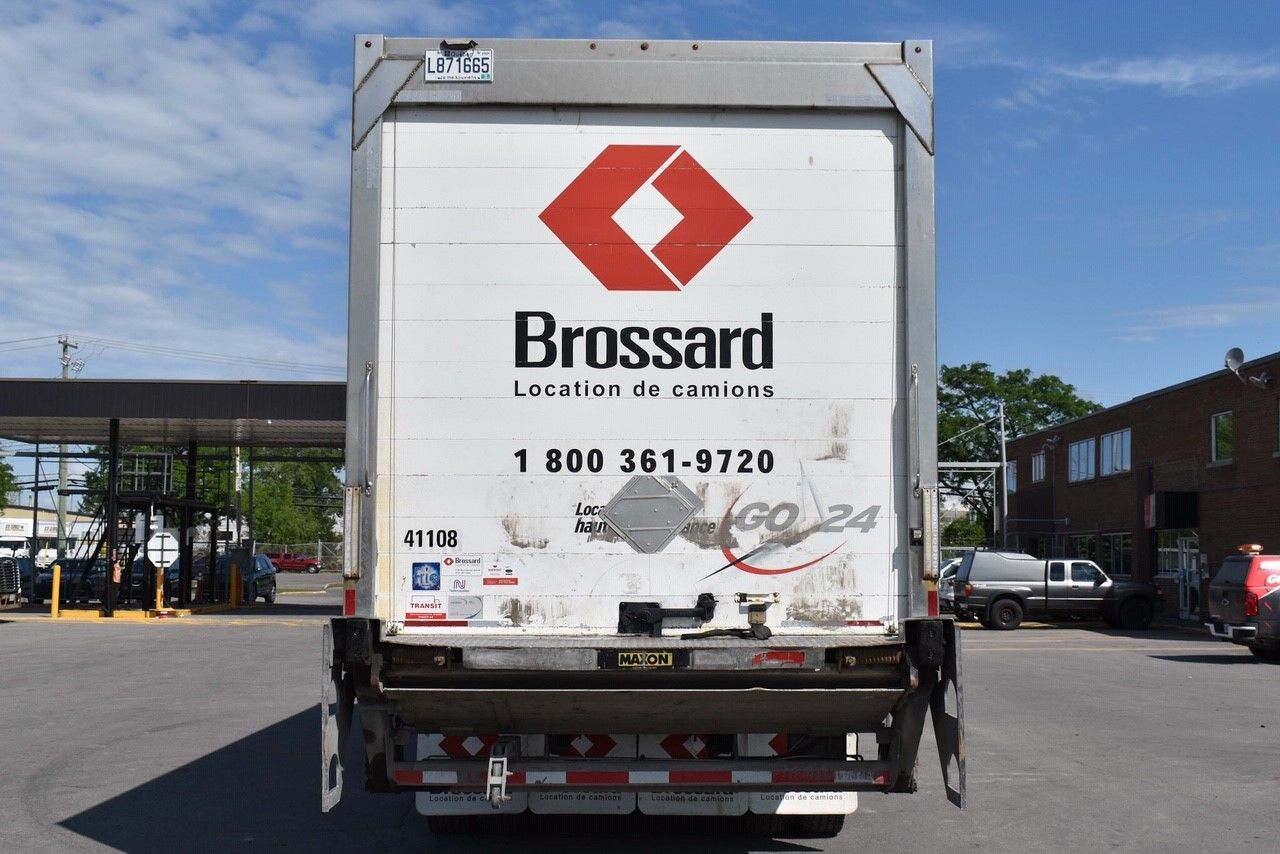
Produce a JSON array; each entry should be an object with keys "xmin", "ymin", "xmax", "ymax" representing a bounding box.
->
[{"xmin": 1004, "ymin": 350, "xmax": 1280, "ymax": 613}]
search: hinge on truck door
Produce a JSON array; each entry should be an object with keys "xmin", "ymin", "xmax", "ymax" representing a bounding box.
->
[{"xmin": 486, "ymin": 738, "xmax": 519, "ymax": 808}]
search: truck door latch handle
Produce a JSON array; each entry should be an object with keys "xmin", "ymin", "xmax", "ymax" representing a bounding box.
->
[{"xmin": 618, "ymin": 593, "xmax": 717, "ymax": 637}]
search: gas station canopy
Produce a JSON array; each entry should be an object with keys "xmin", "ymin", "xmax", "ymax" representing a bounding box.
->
[{"xmin": 0, "ymin": 379, "xmax": 345, "ymax": 448}]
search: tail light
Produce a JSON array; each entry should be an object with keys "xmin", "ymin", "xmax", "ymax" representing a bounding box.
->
[
  {"xmin": 1245, "ymin": 591, "xmax": 1259, "ymax": 618},
  {"xmin": 963, "ymin": 583, "xmax": 973, "ymax": 596}
]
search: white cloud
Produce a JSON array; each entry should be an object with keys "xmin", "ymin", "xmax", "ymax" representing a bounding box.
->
[
  {"xmin": 239, "ymin": 0, "xmax": 485, "ymax": 40},
  {"xmin": 1115, "ymin": 288, "xmax": 1280, "ymax": 343},
  {"xmin": 1104, "ymin": 208, "xmax": 1249, "ymax": 249},
  {"xmin": 1051, "ymin": 53, "xmax": 1280, "ymax": 94},
  {"xmin": 0, "ymin": 1, "xmax": 362, "ymax": 379}
]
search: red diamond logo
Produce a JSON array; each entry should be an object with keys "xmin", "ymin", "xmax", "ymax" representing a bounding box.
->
[
  {"xmin": 540, "ymin": 145, "xmax": 753, "ymax": 291},
  {"xmin": 658, "ymin": 733, "xmax": 710, "ymax": 759},
  {"xmin": 566, "ymin": 734, "xmax": 619, "ymax": 758}
]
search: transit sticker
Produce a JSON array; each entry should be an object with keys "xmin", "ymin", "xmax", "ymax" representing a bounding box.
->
[{"xmin": 407, "ymin": 594, "xmax": 447, "ymax": 620}]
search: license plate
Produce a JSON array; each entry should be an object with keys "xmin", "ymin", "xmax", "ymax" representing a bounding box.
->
[
  {"xmin": 599, "ymin": 650, "xmax": 687, "ymax": 669},
  {"xmin": 423, "ymin": 49, "xmax": 493, "ymax": 83}
]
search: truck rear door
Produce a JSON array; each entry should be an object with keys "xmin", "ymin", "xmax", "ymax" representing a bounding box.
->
[{"xmin": 372, "ymin": 103, "xmax": 910, "ymax": 636}]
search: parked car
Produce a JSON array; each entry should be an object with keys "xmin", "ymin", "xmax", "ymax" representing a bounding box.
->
[
  {"xmin": 174, "ymin": 553, "xmax": 277, "ymax": 604},
  {"xmin": 52, "ymin": 558, "xmax": 111, "ymax": 603},
  {"xmin": 1205, "ymin": 546, "xmax": 1280, "ymax": 663},
  {"xmin": 264, "ymin": 551, "xmax": 321, "ymax": 574},
  {"xmin": 937, "ymin": 556, "xmax": 965, "ymax": 616},
  {"xmin": 952, "ymin": 550, "xmax": 1163, "ymax": 631}
]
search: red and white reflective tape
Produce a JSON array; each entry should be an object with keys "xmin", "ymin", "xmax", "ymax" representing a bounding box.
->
[{"xmin": 395, "ymin": 768, "xmax": 890, "ymax": 786}]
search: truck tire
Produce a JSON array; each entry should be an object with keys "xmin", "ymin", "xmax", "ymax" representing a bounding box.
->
[
  {"xmin": 792, "ymin": 814, "xmax": 846, "ymax": 838},
  {"xmin": 1248, "ymin": 644, "xmax": 1280, "ymax": 664},
  {"xmin": 989, "ymin": 598, "xmax": 1023, "ymax": 631},
  {"xmin": 308, "ymin": 564, "xmax": 320, "ymax": 574},
  {"xmin": 426, "ymin": 815, "xmax": 474, "ymax": 835},
  {"xmin": 1118, "ymin": 598, "xmax": 1154, "ymax": 631},
  {"xmin": 743, "ymin": 814, "xmax": 790, "ymax": 836}
]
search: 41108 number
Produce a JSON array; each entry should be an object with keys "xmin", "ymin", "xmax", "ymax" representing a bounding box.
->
[{"xmin": 403, "ymin": 529, "xmax": 458, "ymax": 548}]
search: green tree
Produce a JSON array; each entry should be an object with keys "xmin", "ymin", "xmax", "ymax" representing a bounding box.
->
[
  {"xmin": 250, "ymin": 450, "xmax": 342, "ymax": 543},
  {"xmin": 942, "ymin": 517, "xmax": 986, "ymax": 548},
  {"xmin": 939, "ymin": 363, "xmax": 1101, "ymax": 538},
  {"xmin": 0, "ymin": 458, "xmax": 17, "ymax": 503}
]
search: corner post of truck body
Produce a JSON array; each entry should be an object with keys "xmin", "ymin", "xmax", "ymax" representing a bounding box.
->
[{"xmin": 871, "ymin": 40, "xmax": 937, "ymax": 619}]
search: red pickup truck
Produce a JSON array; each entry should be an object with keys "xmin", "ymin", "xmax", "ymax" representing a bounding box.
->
[{"xmin": 264, "ymin": 552, "xmax": 321, "ymax": 574}]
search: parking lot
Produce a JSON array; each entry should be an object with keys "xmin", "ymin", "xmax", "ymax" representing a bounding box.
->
[{"xmin": 1, "ymin": 596, "xmax": 1275, "ymax": 853}]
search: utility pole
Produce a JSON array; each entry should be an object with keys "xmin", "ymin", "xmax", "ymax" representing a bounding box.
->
[{"xmin": 57, "ymin": 336, "xmax": 81, "ymax": 559}]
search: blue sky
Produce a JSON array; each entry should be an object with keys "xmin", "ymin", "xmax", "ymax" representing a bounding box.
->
[{"xmin": 0, "ymin": 0, "xmax": 1278, "ymax": 410}]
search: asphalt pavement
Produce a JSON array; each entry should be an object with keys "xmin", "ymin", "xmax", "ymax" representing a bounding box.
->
[{"xmin": 0, "ymin": 598, "xmax": 1275, "ymax": 853}]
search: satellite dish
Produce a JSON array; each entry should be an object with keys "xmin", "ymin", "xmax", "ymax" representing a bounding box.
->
[{"xmin": 1224, "ymin": 347, "xmax": 1245, "ymax": 373}]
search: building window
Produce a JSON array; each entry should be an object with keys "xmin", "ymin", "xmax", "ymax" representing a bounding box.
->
[
  {"xmin": 1099, "ymin": 429, "xmax": 1131, "ymax": 476},
  {"xmin": 1031, "ymin": 451, "xmax": 1045, "ymax": 483},
  {"xmin": 1101, "ymin": 532, "xmax": 1132, "ymax": 577},
  {"xmin": 1070, "ymin": 534, "xmax": 1096, "ymax": 560},
  {"xmin": 1210, "ymin": 411, "xmax": 1233, "ymax": 463},
  {"xmin": 1068, "ymin": 438, "xmax": 1096, "ymax": 482},
  {"xmin": 1006, "ymin": 460, "xmax": 1017, "ymax": 494}
]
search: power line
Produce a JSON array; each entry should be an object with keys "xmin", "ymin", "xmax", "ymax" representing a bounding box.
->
[{"xmin": 0, "ymin": 335, "xmax": 59, "ymax": 346}]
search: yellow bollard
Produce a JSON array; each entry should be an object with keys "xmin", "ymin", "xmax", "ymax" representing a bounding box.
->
[
  {"xmin": 230, "ymin": 563, "xmax": 241, "ymax": 608},
  {"xmin": 50, "ymin": 563, "xmax": 61, "ymax": 619}
]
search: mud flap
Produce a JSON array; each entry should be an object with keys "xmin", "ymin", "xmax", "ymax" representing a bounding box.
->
[
  {"xmin": 929, "ymin": 619, "xmax": 965, "ymax": 808},
  {"xmin": 322, "ymin": 621, "xmax": 354, "ymax": 812}
]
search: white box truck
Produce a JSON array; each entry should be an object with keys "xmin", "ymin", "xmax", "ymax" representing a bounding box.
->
[{"xmin": 324, "ymin": 36, "xmax": 963, "ymax": 835}]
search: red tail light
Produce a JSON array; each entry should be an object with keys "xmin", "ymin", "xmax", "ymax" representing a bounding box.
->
[
  {"xmin": 1245, "ymin": 591, "xmax": 1259, "ymax": 618},
  {"xmin": 963, "ymin": 583, "xmax": 973, "ymax": 596}
]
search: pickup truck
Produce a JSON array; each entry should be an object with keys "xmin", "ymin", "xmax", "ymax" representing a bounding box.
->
[
  {"xmin": 952, "ymin": 550, "xmax": 1162, "ymax": 630},
  {"xmin": 1205, "ymin": 546, "xmax": 1280, "ymax": 663},
  {"xmin": 264, "ymin": 552, "xmax": 321, "ymax": 574}
]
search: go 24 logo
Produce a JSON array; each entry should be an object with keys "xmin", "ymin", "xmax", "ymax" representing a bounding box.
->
[{"xmin": 707, "ymin": 495, "xmax": 880, "ymax": 578}]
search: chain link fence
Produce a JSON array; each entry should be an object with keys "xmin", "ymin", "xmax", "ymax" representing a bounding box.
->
[{"xmin": 257, "ymin": 541, "xmax": 343, "ymax": 572}]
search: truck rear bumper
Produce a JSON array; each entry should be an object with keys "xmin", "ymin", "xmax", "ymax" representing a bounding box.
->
[
  {"xmin": 324, "ymin": 618, "xmax": 966, "ymax": 811},
  {"xmin": 385, "ymin": 686, "xmax": 903, "ymax": 733},
  {"xmin": 1205, "ymin": 619, "xmax": 1256, "ymax": 642}
]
